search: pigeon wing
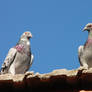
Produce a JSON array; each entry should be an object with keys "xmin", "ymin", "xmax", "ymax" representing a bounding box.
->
[
  {"xmin": 78, "ymin": 45, "xmax": 84, "ymax": 66},
  {"xmin": 1, "ymin": 48, "xmax": 17, "ymax": 74},
  {"xmin": 30, "ymin": 54, "xmax": 34, "ymax": 67}
]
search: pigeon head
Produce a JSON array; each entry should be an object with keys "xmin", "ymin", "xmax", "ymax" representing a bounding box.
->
[
  {"xmin": 83, "ymin": 23, "xmax": 92, "ymax": 32},
  {"xmin": 21, "ymin": 31, "xmax": 32, "ymax": 40}
]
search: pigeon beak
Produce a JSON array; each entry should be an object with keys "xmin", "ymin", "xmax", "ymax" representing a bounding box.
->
[
  {"xmin": 29, "ymin": 33, "xmax": 32, "ymax": 38},
  {"xmin": 82, "ymin": 26, "xmax": 88, "ymax": 31}
]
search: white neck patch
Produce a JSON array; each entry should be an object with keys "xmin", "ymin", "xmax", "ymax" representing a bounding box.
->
[
  {"xmin": 21, "ymin": 38, "xmax": 30, "ymax": 46},
  {"xmin": 27, "ymin": 41, "xmax": 30, "ymax": 46}
]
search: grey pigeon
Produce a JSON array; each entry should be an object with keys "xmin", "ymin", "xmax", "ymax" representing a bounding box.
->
[
  {"xmin": 0, "ymin": 31, "xmax": 34, "ymax": 75},
  {"xmin": 78, "ymin": 23, "xmax": 92, "ymax": 70}
]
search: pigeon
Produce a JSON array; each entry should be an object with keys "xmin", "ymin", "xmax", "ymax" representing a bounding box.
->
[
  {"xmin": 78, "ymin": 23, "xmax": 92, "ymax": 70},
  {"xmin": 0, "ymin": 31, "xmax": 34, "ymax": 75}
]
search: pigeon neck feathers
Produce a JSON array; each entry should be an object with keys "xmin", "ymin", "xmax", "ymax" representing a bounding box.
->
[
  {"xmin": 15, "ymin": 44, "xmax": 24, "ymax": 52},
  {"xmin": 17, "ymin": 36, "xmax": 30, "ymax": 47},
  {"xmin": 15, "ymin": 36, "xmax": 31, "ymax": 55},
  {"xmin": 88, "ymin": 31, "xmax": 92, "ymax": 39},
  {"xmin": 84, "ymin": 31, "xmax": 92, "ymax": 48}
]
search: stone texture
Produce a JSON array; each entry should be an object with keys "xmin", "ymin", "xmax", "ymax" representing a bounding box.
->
[{"xmin": 0, "ymin": 69, "xmax": 92, "ymax": 92}]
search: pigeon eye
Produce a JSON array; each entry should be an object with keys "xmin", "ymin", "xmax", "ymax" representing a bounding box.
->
[{"xmin": 25, "ymin": 32, "xmax": 28, "ymax": 35}]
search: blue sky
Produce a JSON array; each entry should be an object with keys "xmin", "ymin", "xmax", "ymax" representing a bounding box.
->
[{"xmin": 0, "ymin": 0, "xmax": 92, "ymax": 73}]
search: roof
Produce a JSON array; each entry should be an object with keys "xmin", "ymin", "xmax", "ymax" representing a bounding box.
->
[{"xmin": 0, "ymin": 69, "xmax": 92, "ymax": 92}]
